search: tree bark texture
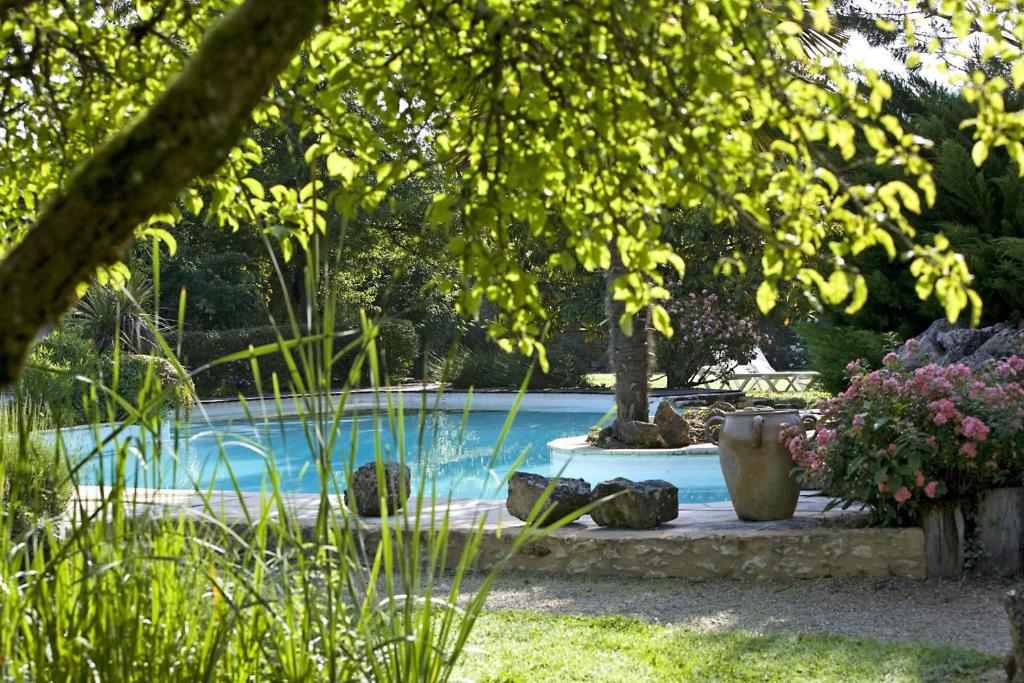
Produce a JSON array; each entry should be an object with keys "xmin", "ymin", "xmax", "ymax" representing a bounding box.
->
[
  {"xmin": 607, "ymin": 243, "xmax": 652, "ymax": 423},
  {"xmin": 0, "ymin": 0, "xmax": 325, "ymax": 386}
]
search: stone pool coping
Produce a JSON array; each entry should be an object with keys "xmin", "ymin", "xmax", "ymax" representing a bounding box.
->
[
  {"xmin": 190, "ymin": 385, "xmax": 741, "ymax": 421},
  {"xmin": 72, "ymin": 486, "xmax": 926, "ymax": 580},
  {"xmin": 548, "ymin": 435, "xmax": 719, "ymax": 456}
]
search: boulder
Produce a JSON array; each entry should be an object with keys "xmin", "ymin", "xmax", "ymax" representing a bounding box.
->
[
  {"xmin": 590, "ymin": 478, "xmax": 679, "ymax": 529},
  {"xmin": 898, "ymin": 319, "xmax": 1023, "ymax": 369},
  {"xmin": 612, "ymin": 418, "xmax": 667, "ymax": 448},
  {"xmin": 967, "ymin": 326, "xmax": 1024, "ymax": 368},
  {"xmin": 586, "ymin": 425, "xmax": 622, "ymax": 448},
  {"xmin": 708, "ymin": 401, "xmax": 736, "ymax": 416},
  {"xmin": 344, "ymin": 461, "xmax": 411, "ymax": 516},
  {"xmin": 506, "ymin": 472, "xmax": 592, "ymax": 525},
  {"xmin": 653, "ymin": 400, "xmax": 690, "ymax": 447}
]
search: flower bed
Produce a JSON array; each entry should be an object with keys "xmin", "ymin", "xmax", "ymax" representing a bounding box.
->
[
  {"xmin": 785, "ymin": 337, "xmax": 1024, "ymax": 526},
  {"xmin": 657, "ymin": 285, "xmax": 763, "ymax": 388}
]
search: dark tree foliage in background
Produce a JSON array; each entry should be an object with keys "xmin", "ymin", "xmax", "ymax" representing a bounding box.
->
[{"xmin": 800, "ymin": 75, "xmax": 1024, "ymax": 383}]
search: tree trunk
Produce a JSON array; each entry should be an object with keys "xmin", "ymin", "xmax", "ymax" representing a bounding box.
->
[
  {"xmin": 0, "ymin": 0, "xmax": 325, "ymax": 386},
  {"xmin": 607, "ymin": 243, "xmax": 651, "ymax": 423}
]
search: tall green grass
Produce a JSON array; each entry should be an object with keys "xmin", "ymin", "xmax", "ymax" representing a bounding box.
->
[{"xmin": 0, "ymin": 236, "xmax": 583, "ymax": 681}]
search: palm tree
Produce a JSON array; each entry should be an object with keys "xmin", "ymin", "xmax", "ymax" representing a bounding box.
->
[
  {"xmin": 72, "ymin": 279, "xmax": 165, "ymax": 356},
  {"xmin": 607, "ymin": 242, "xmax": 652, "ymax": 424}
]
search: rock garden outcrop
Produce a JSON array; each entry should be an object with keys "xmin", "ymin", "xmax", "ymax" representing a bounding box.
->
[
  {"xmin": 653, "ymin": 400, "xmax": 690, "ymax": 447},
  {"xmin": 506, "ymin": 472, "xmax": 592, "ymax": 525},
  {"xmin": 590, "ymin": 477, "xmax": 679, "ymax": 529},
  {"xmin": 589, "ymin": 400, "xmax": 695, "ymax": 449},
  {"xmin": 344, "ymin": 461, "xmax": 411, "ymax": 516},
  {"xmin": 897, "ymin": 319, "xmax": 1024, "ymax": 369}
]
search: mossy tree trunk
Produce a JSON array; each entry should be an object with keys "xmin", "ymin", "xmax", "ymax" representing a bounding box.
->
[
  {"xmin": 607, "ymin": 242, "xmax": 652, "ymax": 423},
  {"xmin": 0, "ymin": 0, "xmax": 325, "ymax": 387}
]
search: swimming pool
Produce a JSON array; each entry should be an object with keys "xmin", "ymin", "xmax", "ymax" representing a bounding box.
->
[{"xmin": 63, "ymin": 410, "xmax": 730, "ymax": 503}]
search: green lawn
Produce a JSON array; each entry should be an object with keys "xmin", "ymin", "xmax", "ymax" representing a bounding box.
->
[{"xmin": 455, "ymin": 611, "xmax": 998, "ymax": 683}]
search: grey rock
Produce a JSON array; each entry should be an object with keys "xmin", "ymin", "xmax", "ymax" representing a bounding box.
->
[
  {"xmin": 966, "ymin": 326, "xmax": 1024, "ymax": 368},
  {"xmin": 506, "ymin": 472, "xmax": 592, "ymax": 525},
  {"xmin": 590, "ymin": 478, "xmax": 679, "ymax": 529},
  {"xmin": 586, "ymin": 425, "xmax": 623, "ymax": 449},
  {"xmin": 344, "ymin": 461, "xmax": 411, "ymax": 516},
  {"xmin": 708, "ymin": 401, "xmax": 737, "ymax": 417},
  {"xmin": 653, "ymin": 400, "xmax": 690, "ymax": 448},
  {"xmin": 612, "ymin": 418, "xmax": 667, "ymax": 448},
  {"xmin": 898, "ymin": 319, "xmax": 1023, "ymax": 369}
]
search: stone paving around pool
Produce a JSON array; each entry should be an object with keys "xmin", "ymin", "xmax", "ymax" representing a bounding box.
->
[{"xmin": 72, "ymin": 487, "xmax": 925, "ymax": 580}]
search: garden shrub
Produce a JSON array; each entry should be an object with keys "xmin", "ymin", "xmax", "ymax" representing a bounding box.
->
[
  {"xmin": 1, "ymin": 415, "xmax": 72, "ymax": 533},
  {"xmin": 374, "ymin": 318, "xmax": 420, "ymax": 380},
  {"xmin": 19, "ymin": 328, "xmax": 102, "ymax": 426},
  {"xmin": 785, "ymin": 340, "xmax": 1024, "ymax": 525},
  {"xmin": 111, "ymin": 354, "xmax": 196, "ymax": 415},
  {"xmin": 448, "ymin": 333, "xmax": 597, "ymax": 389},
  {"xmin": 656, "ymin": 286, "xmax": 763, "ymax": 388},
  {"xmin": 182, "ymin": 320, "xmax": 420, "ymax": 397},
  {"xmin": 795, "ymin": 323, "xmax": 896, "ymax": 394}
]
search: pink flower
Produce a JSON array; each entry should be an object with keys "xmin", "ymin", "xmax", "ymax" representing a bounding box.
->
[
  {"xmin": 883, "ymin": 352, "xmax": 899, "ymax": 366},
  {"xmin": 925, "ymin": 436, "xmax": 937, "ymax": 449},
  {"xmin": 877, "ymin": 475, "xmax": 889, "ymax": 494},
  {"xmin": 815, "ymin": 428, "xmax": 836, "ymax": 448},
  {"xmin": 960, "ymin": 416, "xmax": 989, "ymax": 441},
  {"xmin": 960, "ymin": 442, "xmax": 977, "ymax": 458},
  {"xmin": 852, "ymin": 414, "xmax": 866, "ymax": 430},
  {"xmin": 924, "ymin": 481, "xmax": 939, "ymax": 499},
  {"xmin": 846, "ymin": 360, "xmax": 863, "ymax": 373},
  {"xmin": 927, "ymin": 399, "xmax": 960, "ymax": 426},
  {"xmin": 915, "ymin": 471, "xmax": 925, "ymax": 487},
  {"xmin": 893, "ymin": 486, "xmax": 912, "ymax": 504}
]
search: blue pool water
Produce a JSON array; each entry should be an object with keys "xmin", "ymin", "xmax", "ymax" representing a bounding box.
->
[{"xmin": 63, "ymin": 411, "xmax": 729, "ymax": 503}]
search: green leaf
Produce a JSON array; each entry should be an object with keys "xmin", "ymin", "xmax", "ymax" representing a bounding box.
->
[
  {"xmin": 241, "ymin": 177, "xmax": 265, "ymax": 199},
  {"xmin": 326, "ymin": 152, "xmax": 357, "ymax": 182},
  {"xmin": 756, "ymin": 280, "xmax": 778, "ymax": 314},
  {"xmin": 651, "ymin": 304, "xmax": 672, "ymax": 337},
  {"xmin": 971, "ymin": 139, "xmax": 989, "ymax": 166},
  {"xmin": 140, "ymin": 227, "xmax": 177, "ymax": 256}
]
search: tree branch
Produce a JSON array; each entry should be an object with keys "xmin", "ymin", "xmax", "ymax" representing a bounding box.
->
[{"xmin": 0, "ymin": 0, "xmax": 325, "ymax": 386}]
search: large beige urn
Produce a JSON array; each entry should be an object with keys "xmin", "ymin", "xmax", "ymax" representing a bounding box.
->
[{"xmin": 708, "ymin": 409, "xmax": 808, "ymax": 521}]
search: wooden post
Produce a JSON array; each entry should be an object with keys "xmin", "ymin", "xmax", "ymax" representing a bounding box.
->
[
  {"xmin": 922, "ymin": 502, "xmax": 964, "ymax": 578},
  {"xmin": 979, "ymin": 487, "xmax": 1024, "ymax": 575},
  {"xmin": 1005, "ymin": 590, "xmax": 1024, "ymax": 683}
]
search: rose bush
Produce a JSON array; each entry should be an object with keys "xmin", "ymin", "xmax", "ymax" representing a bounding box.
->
[
  {"xmin": 785, "ymin": 337, "xmax": 1024, "ymax": 525},
  {"xmin": 657, "ymin": 284, "xmax": 764, "ymax": 388}
]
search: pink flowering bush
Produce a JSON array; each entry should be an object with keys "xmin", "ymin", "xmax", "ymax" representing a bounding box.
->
[
  {"xmin": 785, "ymin": 343, "xmax": 1024, "ymax": 525},
  {"xmin": 658, "ymin": 283, "xmax": 764, "ymax": 387}
]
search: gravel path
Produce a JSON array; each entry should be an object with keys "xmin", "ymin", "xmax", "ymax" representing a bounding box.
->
[{"xmin": 452, "ymin": 573, "xmax": 1016, "ymax": 656}]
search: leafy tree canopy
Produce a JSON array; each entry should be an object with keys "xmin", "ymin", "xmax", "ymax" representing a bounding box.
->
[{"xmin": 1, "ymin": 0, "xmax": 1007, "ymax": 384}]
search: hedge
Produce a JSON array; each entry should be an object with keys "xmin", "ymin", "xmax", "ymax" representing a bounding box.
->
[
  {"xmin": 446, "ymin": 332, "xmax": 605, "ymax": 389},
  {"xmin": 180, "ymin": 320, "xmax": 420, "ymax": 398}
]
